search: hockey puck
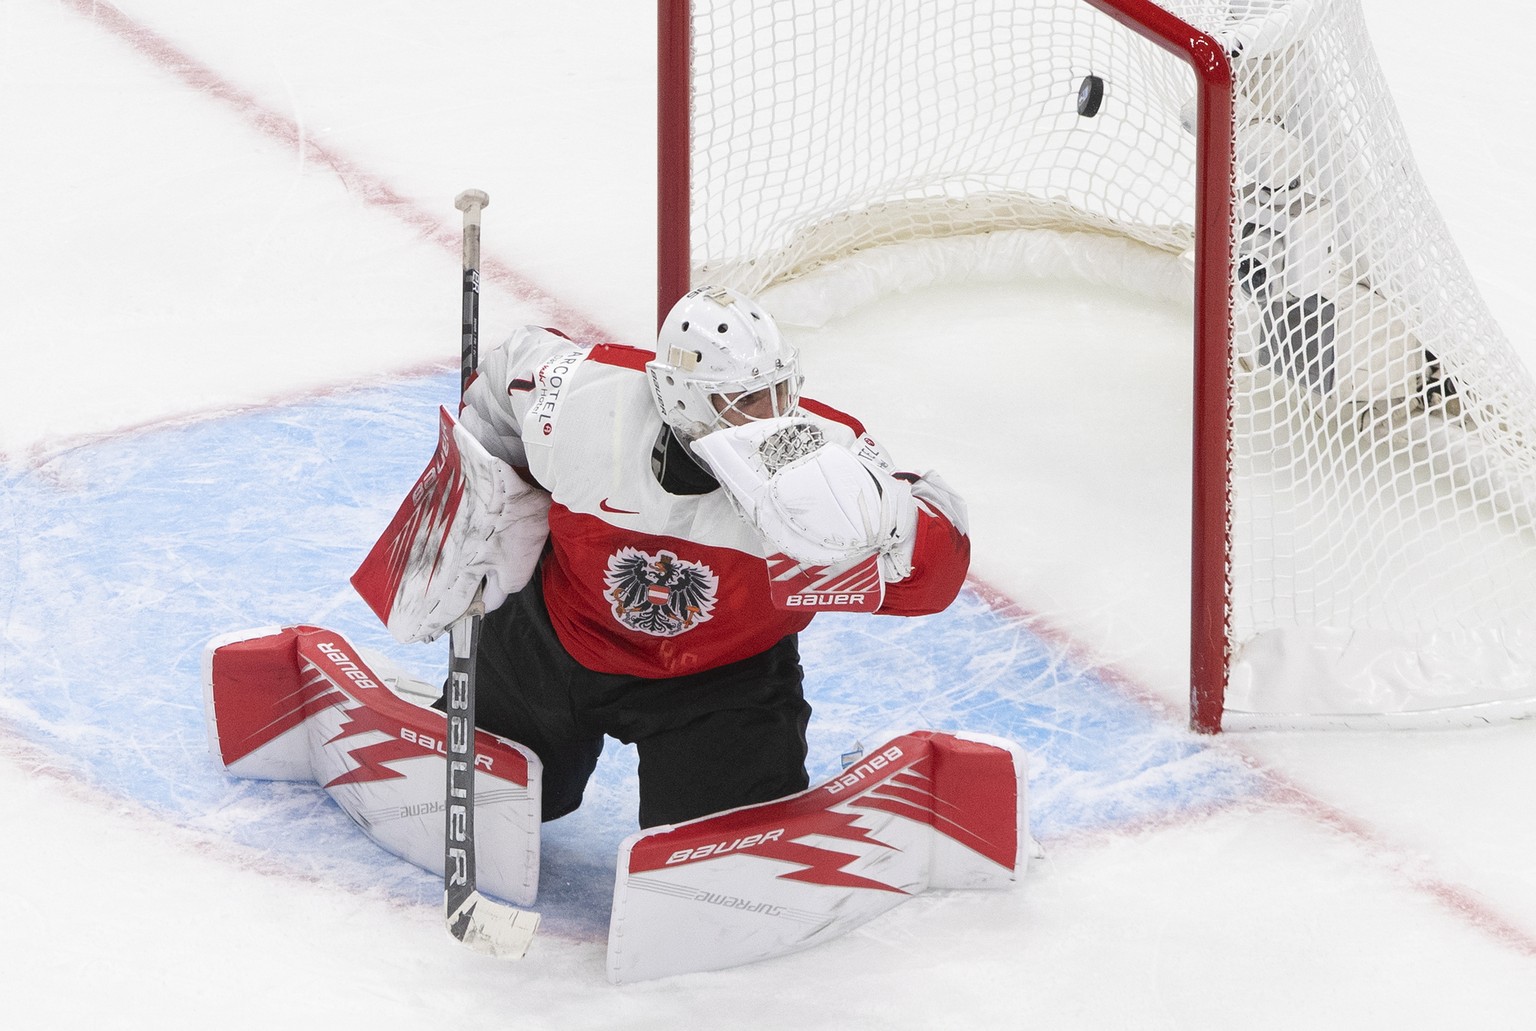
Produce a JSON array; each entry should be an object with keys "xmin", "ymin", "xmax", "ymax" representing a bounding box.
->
[{"xmin": 1077, "ymin": 75, "xmax": 1104, "ymax": 118}]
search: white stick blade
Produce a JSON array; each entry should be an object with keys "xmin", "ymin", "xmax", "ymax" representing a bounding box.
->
[{"xmin": 447, "ymin": 891, "xmax": 540, "ymax": 959}]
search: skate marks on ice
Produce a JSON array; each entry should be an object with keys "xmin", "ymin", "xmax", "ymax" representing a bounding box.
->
[{"xmin": 0, "ymin": 371, "xmax": 1263, "ymax": 940}]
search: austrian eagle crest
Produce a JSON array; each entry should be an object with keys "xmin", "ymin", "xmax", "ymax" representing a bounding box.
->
[{"xmin": 603, "ymin": 547, "xmax": 718, "ymax": 637}]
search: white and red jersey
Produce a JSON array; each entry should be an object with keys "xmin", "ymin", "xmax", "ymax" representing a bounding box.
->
[{"xmin": 461, "ymin": 326, "xmax": 969, "ymax": 679}]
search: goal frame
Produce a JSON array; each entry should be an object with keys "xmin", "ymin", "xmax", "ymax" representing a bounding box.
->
[{"xmin": 656, "ymin": 0, "xmax": 1237, "ymax": 733}]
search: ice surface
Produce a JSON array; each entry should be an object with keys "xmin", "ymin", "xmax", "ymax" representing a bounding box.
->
[{"xmin": 3, "ymin": 1, "xmax": 1536, "ymax": 1027}]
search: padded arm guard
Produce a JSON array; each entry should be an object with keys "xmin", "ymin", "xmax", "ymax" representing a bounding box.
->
[{"xmin": 352, "ymin": 407, "xmax": 551, "ymax": 643}]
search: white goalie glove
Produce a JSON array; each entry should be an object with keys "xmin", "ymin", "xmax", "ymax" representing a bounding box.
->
[
  {"xmin": 352, "ymin": 407, "xmax": 552, "ymax": 644},
  {"xmin": 691, "ymin": 417, "xmax": 919, "ymax": 579}
]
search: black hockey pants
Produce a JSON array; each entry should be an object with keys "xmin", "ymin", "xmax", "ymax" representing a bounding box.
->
[{"xmin": 466, "ymin": 572, "xmax": 812, "ymax": 829}]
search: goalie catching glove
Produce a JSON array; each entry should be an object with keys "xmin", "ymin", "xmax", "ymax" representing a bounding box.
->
[
  {"xmin": 691, "ymin": 417, "xmax": 919, "ymax": 580},
  {"xmin": 352, "ymin": 407, "xmax": 551, "ymax": 643}
]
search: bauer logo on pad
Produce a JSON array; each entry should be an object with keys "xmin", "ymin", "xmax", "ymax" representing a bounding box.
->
[{"xmin": 765, "ymin": 552, "xmax": 883, "ymax": 612}]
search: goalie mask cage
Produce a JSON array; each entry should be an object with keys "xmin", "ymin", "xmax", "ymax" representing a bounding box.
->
[{"xmin": 657, "ymin": 0, "xmax": 1536, "ymax": 732}]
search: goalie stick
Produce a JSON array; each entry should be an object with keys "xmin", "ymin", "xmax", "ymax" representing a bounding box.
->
[{"xmin": 443, "ymin": 188, "xmax": 540, "ymax": 957}]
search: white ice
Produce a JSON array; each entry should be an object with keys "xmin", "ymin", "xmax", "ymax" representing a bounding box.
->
[{"xmin": 3, "ymin": 1, "xmax": 1535, "ymax": 1027}]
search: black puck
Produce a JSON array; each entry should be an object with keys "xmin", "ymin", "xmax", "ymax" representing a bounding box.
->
[{"xmin": 1077, "ymin": 75, "xmax": 1104, "ymax": 118}]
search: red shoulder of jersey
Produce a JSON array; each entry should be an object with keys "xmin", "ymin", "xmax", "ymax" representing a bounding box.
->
[
  {"xmin": 799, "ymin": 397, "xmax": 865, "ymax": 436},
  {"xmin": 589, "ymin": 343, "xmax": 652, "ymax": 372}
]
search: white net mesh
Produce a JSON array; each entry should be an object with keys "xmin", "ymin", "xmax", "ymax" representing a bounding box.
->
[
  {"xmin": 688, "ymin": 0, "xmax": 1199, "ymax": 292},
  {"xmin": 681, "ymin": 0, "xmax": 1536, "ymax": 726}
]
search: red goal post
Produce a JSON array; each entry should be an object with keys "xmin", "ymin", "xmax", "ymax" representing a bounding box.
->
[{"xmin": 657, "ymin": 0, "xmax": 1536, "ymax": 732}]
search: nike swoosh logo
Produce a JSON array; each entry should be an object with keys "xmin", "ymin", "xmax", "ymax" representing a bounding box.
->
[{"xmin": 599, "ymin": 498, "xmax": 640, "ymax": 515}]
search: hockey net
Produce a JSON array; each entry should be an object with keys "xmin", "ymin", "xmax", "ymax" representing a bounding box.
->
[{"xmin": 658, "ymin": 0, "xmax": 1536, "ymax": 730}]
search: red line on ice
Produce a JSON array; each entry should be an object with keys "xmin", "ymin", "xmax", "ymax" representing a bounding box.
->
[
  {"xmin": 2, "ymin": 0, "xmax": 616, "ymax": 466},
  {"xmin": 968, "ymin": 572, "xmax": 1536, "ymax": 959},
  {"xmin": 60, "ymin": 0, "xmax": 612, "ymax": 345},
  {"xmin": 1261, "ymin": 772, "xmax": 1536, "ymax": 958}
]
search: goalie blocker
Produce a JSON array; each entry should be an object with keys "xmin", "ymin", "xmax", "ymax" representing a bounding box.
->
[{"xmin": 351, "ymin": 405, "xmax": 551, "ymax": 645}]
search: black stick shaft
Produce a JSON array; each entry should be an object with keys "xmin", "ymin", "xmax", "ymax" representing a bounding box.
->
[
  {"xmin": 446, "ymin": 188, "xmax": 489, "ymax": 931},
  {"xmin": 444, "ymin": 602, "xmax": 482, "ymax": 925},
  {"xmin": 456, "ymin": 189, "xmax": 487, "ymax": 394}
]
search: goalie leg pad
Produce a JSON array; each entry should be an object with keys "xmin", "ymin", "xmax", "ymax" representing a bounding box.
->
[
  {"xmin": 607, "ymin": 729, "xmax": 1028, "ymax": 983},
  {"xmin": 203, "ymin": 625, "xmax": 542, "ymax": 906}
]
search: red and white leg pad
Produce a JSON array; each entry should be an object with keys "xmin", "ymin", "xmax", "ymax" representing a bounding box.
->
[
  {"xmin": 202, "ymin": 625, "xmax": 541, "ymax": 906},
  {"xmin": 607, "ymin": 729, "xmax": 1028, "ymax": 983}
]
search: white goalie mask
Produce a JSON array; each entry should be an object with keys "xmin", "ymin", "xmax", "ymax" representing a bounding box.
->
[{"xmin": 647, "ymin": 285, "xmax": 803, "ymax": 440}]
